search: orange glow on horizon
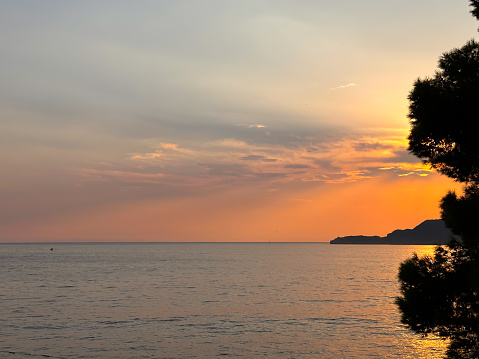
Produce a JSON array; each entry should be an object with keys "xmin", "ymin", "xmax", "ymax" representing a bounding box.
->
[{"xmin": 3, "ymin": 172, "xmax": 459, "ymax": 243}]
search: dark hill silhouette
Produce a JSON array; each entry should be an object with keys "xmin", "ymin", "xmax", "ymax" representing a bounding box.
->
[{"xmin": 330, "ymin": 219, "xmax": 455, "ymax": 244}]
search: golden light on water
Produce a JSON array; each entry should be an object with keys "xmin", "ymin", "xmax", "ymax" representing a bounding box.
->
[
  {"xmin": 408, "ymin": 245, "xmax": 438, "ymax": 258},
  {"xmin": 409, "ymin": 334, "xmax": 449, "ymax": 358}
]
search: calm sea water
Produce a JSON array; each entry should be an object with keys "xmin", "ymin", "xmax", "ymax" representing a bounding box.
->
[{"xmin": 0, "ymin": 243, "xmax": 447, "ymax": 359}]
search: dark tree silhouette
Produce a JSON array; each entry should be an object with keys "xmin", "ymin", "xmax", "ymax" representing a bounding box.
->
[
  {"xmin": 471, "ymin": 0, "xmax": 479, "ymax": 20},
  {"xmin": 441, "ymin": 185, "xmax": 479, "ymax": 248},
  {"xmin": 397, "ymin": 242, "xmax": 479, "ymax": 358},
  {"xmin": 397, "ymin": 2, "xmax": 479, "ymax": 357},
  {"xmin": 407, "ymin": 40, "xmax": 479, "ymax": 183}
]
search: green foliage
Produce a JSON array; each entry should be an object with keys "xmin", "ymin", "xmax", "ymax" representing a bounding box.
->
[{"xmin": 407, "ymin": 40, "xmax": 479, "ymax": 183}]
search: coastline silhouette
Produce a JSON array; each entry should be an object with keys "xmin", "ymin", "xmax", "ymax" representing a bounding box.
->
[{"xmin": 330, "ymin": 219, "xmax": 454, "ymax": 244}]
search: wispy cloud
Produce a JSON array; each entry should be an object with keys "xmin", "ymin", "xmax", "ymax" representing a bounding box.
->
[
  {"xmin": 237, "ymin": 124, "xmax": 266, "ymax": 129},
  {"xmin": 239, "ymin": 154, "xmax": 278, "ymax": 162},
  {"xmin": 129, "ymin": 142, "xmax": 195, "ymax": 161},
  {"xmin": 130, "ymin": 151, "xmax": 163, "ymax": 160},
  {"xmin": 331, "ymin": 83, "xmax": 358, "ymax": 90},
  {"xmin": 72, "ymin": 169, "xmax": 167, "ymax": 184},
  {"xmin": 74, "ymin": 130, "xmax": 431, "ymax": 191}
]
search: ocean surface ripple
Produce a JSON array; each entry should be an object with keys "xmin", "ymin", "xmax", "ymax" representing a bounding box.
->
[{"xmin": 0, "ymin": 243, "xmax": 447, "ymax": 358}]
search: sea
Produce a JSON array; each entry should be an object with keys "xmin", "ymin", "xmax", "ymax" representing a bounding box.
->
[{"xmin": 0, "ymin": 243, "xmax": 448, "ymax": 359}]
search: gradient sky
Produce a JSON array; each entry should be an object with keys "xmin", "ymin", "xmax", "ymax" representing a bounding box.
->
[{"xmin": 1, "ymin": 1, "xmax": 476, "ymax": 242}]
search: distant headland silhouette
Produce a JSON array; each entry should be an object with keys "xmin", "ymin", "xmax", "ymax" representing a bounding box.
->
[{"xmin": 330, "ymin": 219, "xmax": 455, "ymax": 245}]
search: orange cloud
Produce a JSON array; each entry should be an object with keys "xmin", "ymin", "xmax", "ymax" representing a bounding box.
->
[
  {"xmin": 129, "ymin": 142, "xmax": 195, "ymax": 161},
  {"xmin": 123, "ymin": 130, "xmax": 421, "ymax": 189},
  {"xmin": 130, "ymin": 151, "xmax": 163, "ymax": 160}
]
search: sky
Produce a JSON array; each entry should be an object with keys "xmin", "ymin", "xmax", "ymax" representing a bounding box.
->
[{"xmin": 1, "ymin": 1, "xmax": 477, "ymax": 242}]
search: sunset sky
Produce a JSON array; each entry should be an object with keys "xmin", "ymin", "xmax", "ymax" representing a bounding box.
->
[{"xmin": 1, "ymin": 1, "xmax": 476, "ymax": 242}]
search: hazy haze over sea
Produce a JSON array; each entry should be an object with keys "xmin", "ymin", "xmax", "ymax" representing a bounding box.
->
[{"xmin": 1, "ymin": 243, "xmax": 447, "ymax": 358}]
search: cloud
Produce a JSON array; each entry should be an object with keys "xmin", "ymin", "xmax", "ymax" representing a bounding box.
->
[
  {"xmin": 130, "ymin": 151, "xmax": 163, "ymax": 160},
  {"xmin": 239, "ymin": 154, "xmax": 267, "ymax": 161},
  {"xmin": 239, "ymin": 154, "xmax": 278, "ymax": 162},
  {"xmin": 284, "ymin": 164, "xmax": 311, "ymax": 169},
  {"xmin": 331, "ymin": 83, "xmax": 358, "ymax": 90},
  {"xmin": 237, "ymin": 124, "xmax": 266, "ymax": 128},
  {"xmin": 211, "ymin": 138, "xmax": 249, "ymax": 148},
  {"xmin": 353, "ymin": 141, "xmax": 390, "ymax": 152},
  {"xmin": 98, "ymin": 129, "xmax": 431, "ymax": 192},
  {"xmin": 197, "ymin": 162, "xmax": 250, "ymax": 177},
  {"xmin": 72, "ymin": 169, "xmax": 167, "ymax": 184},
  {"xmin": 129, "ymin": 142, "xmax": 195, "ymax": 161},
  {"xmin": 379, "ymin": 163, "xmax": 433, "ymax": 178},
  {"xmin": 159, "ymin": 143, "xmax": 179, "ymax": 150}
]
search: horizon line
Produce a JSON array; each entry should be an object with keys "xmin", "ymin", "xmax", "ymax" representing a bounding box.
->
[{"xmin": 0, "ymin": 241, "xmax": 331, "ymax": 244}]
